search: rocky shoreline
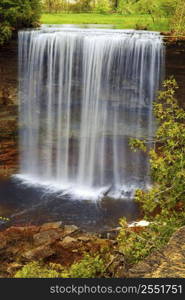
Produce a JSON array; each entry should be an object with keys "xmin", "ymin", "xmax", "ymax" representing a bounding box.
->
[
  {"xmin": 0, "ymin": 221, "xmax": 185, "ymax": 278},
  {"xmin": 0, "ymin": 221, "xmax": 116, "ymax": 277}
]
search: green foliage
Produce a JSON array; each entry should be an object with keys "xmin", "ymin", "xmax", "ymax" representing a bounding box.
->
[
  {"xmin": 129, "ymin": 138, "xmax": 147, "ymax": 152},
  {"xmin": 0, "ymin": 0, "xmax": 41, "ymax": 45},
  {"xmin": 41, "ymin": 13, "xmax": 169, "ymax": 31},
  {"xmin": 41, "ymin": 0, "xmax": 185, "ymax": 34},
  {"xmin": 117, "ymin": 211, "xmax": 185, "ymax": 264},
  {"xmin": 117, "ymin": 1, "xmax": 134, "ymax": 15},
  {"xmin": 14, "ymin": 262, "xmax": 60, "ymax": 278},
  {"xmin": 61, "ymin": 254, "xmax": 105, "ymax": 278},
  {"xmin": 70, "ymin": 0, "xmax": 92, "ymax": 12},
  {"xmin": 171, "ymin": 0, "xmax": 185, "ymax": 35},
  {"xmin": 14, "ymin": 254, "xmax": 105, "ymax": 278},
  {"xmin": 119, "ymin": 78, "xmax": 185, "ymax": 264},
  {"xmin": 0, "ymin": 23, "xmax": 12, "ymax": 45},
  {"xmin": 134, "ymin": 78, "xmax": 185, "ymax": 214},
  {"xmin": 94, "ymin": 0, "xmax": 111, "ymax": 13},
  {"xmin": 159, "ymin": 0, "xmax": 177, "ymax": 17}
]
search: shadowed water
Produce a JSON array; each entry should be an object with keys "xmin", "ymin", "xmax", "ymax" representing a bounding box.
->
[{"xmin": 0, "ymin": 177, "xmax": 139, "ymax": 232}]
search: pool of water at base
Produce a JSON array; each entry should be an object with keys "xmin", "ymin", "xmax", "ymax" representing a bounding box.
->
[{"xmin": 0, "ymin": 176, "xmax": 140, "ymax": 233}]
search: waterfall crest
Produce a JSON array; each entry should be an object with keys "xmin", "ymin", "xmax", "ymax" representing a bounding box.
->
[{"xmin": 18, "ymin": 27, "xmax": 164, "ymax": 199}]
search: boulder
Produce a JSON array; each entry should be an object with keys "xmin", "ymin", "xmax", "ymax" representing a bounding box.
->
[
  {"xmin": 33, "ymin": 229, "xmax": 62, "ymax": 246},
  {"xmin": 77, "ymin": 235, "xmax": 91, "ymax": 242},
  {"xmin": 22, "ymin": 245, "xmax": 55, "ymax": 260},
  {"xmin": 40, "ymin": 222, "xmax": 62, "ymax": 231},
  {"xmin": 62, "ymin": 225, "xmax": 78, "ymax": 236},
  {"xmin": 58, "ymin": 236, "xmax": 77, "ymax": 248}
]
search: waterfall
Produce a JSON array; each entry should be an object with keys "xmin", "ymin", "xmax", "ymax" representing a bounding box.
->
[{"xmin": 17, "ymin": 27, "xmax": 164, "ymax": 200}]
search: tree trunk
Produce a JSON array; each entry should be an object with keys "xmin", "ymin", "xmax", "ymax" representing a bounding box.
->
[{"xmin": 115, "ymin": 0, "xmax": 119, "ymax": 9}]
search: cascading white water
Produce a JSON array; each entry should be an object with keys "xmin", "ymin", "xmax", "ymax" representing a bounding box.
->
[{"xmin": 17, "ymin": 26, "xmax": 164, "ymax": 199}]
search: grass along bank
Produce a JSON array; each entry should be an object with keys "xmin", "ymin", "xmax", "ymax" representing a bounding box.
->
[{"xmin": 41, "ymin": 13, "xmax": 169, "ymax": 31}]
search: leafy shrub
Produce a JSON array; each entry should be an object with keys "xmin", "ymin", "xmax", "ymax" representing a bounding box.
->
[
  {"xmin": 0, "ymin": 0, "xmax": 41, "ymax": 45},
  {"xmin": 117, "ymin": 212, "xmax": 185, "ymax": 264},
  {"xmin": 123, "ymin": 78, "xmax": 185, "ymax": 264},
  {"xmin": 0, "ymin": 23, "xmax": 12, "ymax": 45},
  {"xmin": 94, "ymin": 0, "xmax": 111, "ymax": 14},
  {"xmin": 131, "ymin": 78, "xmax": 185, "ymax": 214},
  {"xmin": 14, "ymin": 262, "xmax": 60, "ymax": 278},
  {"xmin": 171, "ymin": 0, "xmax": 185, "ymax": 34},
  {"xmin": 14, "ymin": 254, "xmax": 105, "ymax": 278},
  {"xmin": 69, "ymin": 0, "xmax": 92, "ymax": 12},
  {"xmin": 66, "ymin": 254, "xmax": 105, "ymax": 278}
]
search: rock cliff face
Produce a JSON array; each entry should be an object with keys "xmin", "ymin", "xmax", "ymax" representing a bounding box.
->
[
  {"xmin": 166, "ymin": 40, "xmax": 185, "ymax": 108},
  {"xmin": 128, "ymin": 226, "xmax": 185, "ymax": 278},
  {"xmin": 0, "ymin": 40, "xmax": 18, "ymax": 177},
  {"xmin": 0, "ymin": 40, "xmax": 17, "ymax": 106}
]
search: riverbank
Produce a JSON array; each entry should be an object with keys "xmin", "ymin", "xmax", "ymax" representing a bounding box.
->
[
  {"xmin": 0, "ymin": 221, "xmax": 185, "ymax": 278},
  {"xmin": 41, "ymin": 13, "xmax": 169, "ymax": 31}
]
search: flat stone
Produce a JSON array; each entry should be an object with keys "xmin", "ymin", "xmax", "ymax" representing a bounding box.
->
[
  {"xmin": 40, "ymin": 222, "xmax": 62, "ymax": 231},
  {"xmin": 22, "ymin": 245, "xmax": 54, "ymax": 260},
  {"xmin": 59, "ymin": 236, "xmax": 77, "ymax": 248},
  {"xmin": 62, "ymin": 225, "xmax": 78, "ymax": 236},
  {"xmin": 77, "ymin": 236, "xmax": 91, "ymax": 242},
  {"xmin": 33, "ymin": 229, "xmax": 62, "ymax": 246}
]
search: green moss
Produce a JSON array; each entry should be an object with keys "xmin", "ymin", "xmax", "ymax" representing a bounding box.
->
[
  {"xmin": 67, "ymin": 254, "xmax": 105, "ymax": 278},
  {"xmin": 14, "ymin": 262, "xmax": 60, "ymax": 278},
  {"xmin": 14, "ymin": 254, "xmax": 105, "ymax": 278}
]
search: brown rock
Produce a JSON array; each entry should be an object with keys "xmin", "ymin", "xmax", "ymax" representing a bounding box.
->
[
  {"xmin": 5, "ymin": 225, "xmax": 39, "ymax": 238},
  {"xmin": 63, "ymin": 225, "xmax": 78, "ymax": 236},
  {"xmin": 58, "ymin": 236, "xmax": 77, "ymax": 248},
  {"xmin": 22, "ymin": 245, "xmax": 54, "ymax": 260},
  {"xmin": 33, "ymin": 229, "xmax": 62, "ymax": 246},
  {"xmin": 0, "ymin": 236, "xmax": 7, "ymax": 250},
  {"xmin": 7, "ymin": 263, "xmax": 22, "ymax": 274},
  {"xmin": 40, "ymin": 222, "xmax": 62, "ymax": 231},
  {"xmin": 77, "ymin": 236, "xmax": 91, "ymax": 242}
]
